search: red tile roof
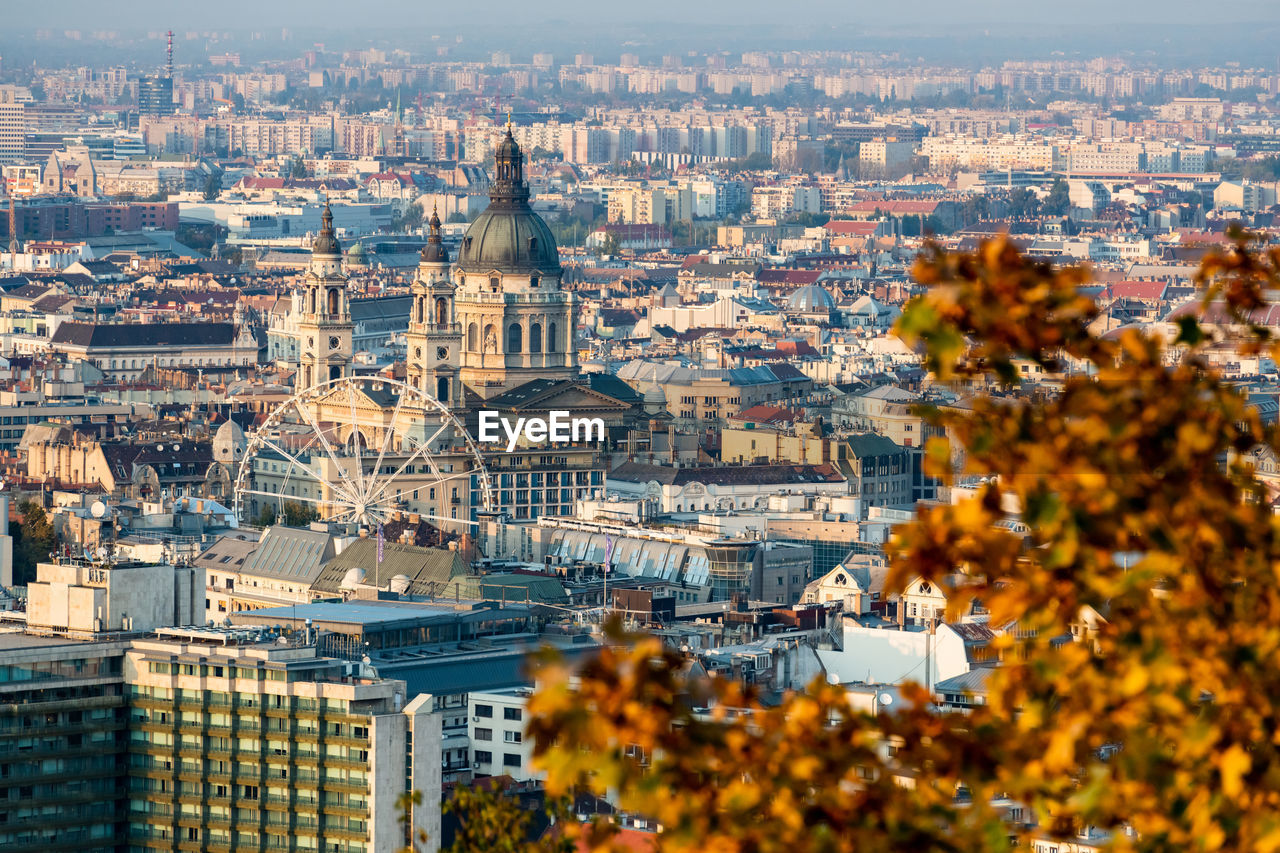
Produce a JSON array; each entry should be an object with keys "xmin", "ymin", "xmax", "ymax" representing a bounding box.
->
[
  {"xmin": 824, "ymin": 220, "xmax": 879, "ymax": 237},
  {"xmin": 1106, "ymin": 280, "xmax": 1167, "ymax": 301}
]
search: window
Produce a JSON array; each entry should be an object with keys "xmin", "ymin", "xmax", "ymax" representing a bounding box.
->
[
  {"xmin": 474, "ymin": 728, "xmax": 492, "ymax": 742},
  {"xmin": 474, "ymin": 751, "xmax": 492, "ymax": 764},
  {"xmin": 474, "ymin": 704, "xmax": 493, "ymax": 718},
  {"xmin": 503, "ymin": 753, "xmax": 521, "ymax": 768},
  {"xmin": 507, "ymin": 324, "xmax": 522, "ymax": 353},
  {"xmin": 503, "ymin": 707, "xmax": 522, "ymax": 722},
  {"xmin": 504, "ymin": 731, "xmax": 522, "ymax": 744}
]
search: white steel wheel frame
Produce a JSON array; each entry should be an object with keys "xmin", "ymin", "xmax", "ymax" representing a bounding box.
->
[{"xmin": 232, "ymin": 375, "xmax": 494, "ymax": 529}]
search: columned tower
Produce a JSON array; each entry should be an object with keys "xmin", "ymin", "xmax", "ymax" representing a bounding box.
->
[
  {"xmin": 297, "ymin": 203, "xmax": 353, "ymax": 389},
  {"xmin": 405, "ymin": 208, "xmax": 462, "ymax": 407}
]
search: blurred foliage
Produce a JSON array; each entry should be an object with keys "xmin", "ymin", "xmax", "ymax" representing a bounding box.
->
[{"xmin": 440, "ymin": 231, "xmax": 1280, "ymax": 852}]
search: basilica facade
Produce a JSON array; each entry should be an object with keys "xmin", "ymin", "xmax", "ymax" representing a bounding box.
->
[{"xmin": 267, "ymin": 126, "xmax": 658, "ymax": 528}]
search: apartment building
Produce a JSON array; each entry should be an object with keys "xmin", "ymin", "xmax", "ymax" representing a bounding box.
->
[
  {"xmin": 124, "ymin": 628, "xmax": 442, "ymax": 853},
  {"xmin": 616, "ymin": 361, "xmax": 814, "ymax": 425},
  {"xmin": 467, "ymin": 688, "xmax": 537, "ymax": 782}
]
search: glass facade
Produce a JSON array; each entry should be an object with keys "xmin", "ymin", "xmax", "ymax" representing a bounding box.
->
[
  {"xmin": 0, "ymin": 651, "xmax": 129, "ymax": 853},
  {"xmin": 705, "ymin": 541, "xmax": 758, "ymax": 601}
]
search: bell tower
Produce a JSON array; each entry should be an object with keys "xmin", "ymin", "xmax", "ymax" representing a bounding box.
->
[
  {"xmin": 406, "ymin": 208, "xmax": 462, "ymax": 407},
  {"xmin": 297, "ymin": 202, "xmax": 353, "ymax": 389}
]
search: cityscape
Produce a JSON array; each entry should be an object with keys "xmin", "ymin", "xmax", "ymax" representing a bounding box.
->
[{"xmin": 2, "ymin": 4, "xmax": 1280, "ymax": 852}]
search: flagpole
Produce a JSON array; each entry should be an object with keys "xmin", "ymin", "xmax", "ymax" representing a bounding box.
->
[
  {"xmin": 376, "ymin": 523, "xmax": 383, "ymax": 590},
  {"xmin": 603, "ymin": 535, "xmax": 612, "ymax": 622}
]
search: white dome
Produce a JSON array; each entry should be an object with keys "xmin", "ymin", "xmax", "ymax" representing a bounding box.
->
[
  {"xmin": 340, "ymin": 567, "xmax": 366, "ymax": 590},
  {"xmin": 389, "ymin": 574, "xmax": 412, "ymax": 594}
]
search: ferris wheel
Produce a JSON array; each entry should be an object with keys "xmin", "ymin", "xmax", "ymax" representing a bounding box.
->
[{"xmin": 232, "ymin": 375, "xmax": 495, "ymax": 530}]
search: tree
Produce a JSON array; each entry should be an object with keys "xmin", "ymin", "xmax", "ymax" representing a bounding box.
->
[
  {"xmin": 505, "ymin": 232, "xmax": 1280, "ymax": 852},
  {"xmin": 290, "ymin": 157, "xmax": 309, "ymax": 179},
  {"xmin": 413, "ymin": 781, "xmax": 574, "ymax": 853},
  {"xmin": 202, "ymin": 173, "xmax": 222, "ymax": 200},
  {"xmin": 13, "ymin": 501, "xmax": 56, "ymax": 585},
  {"xmin": 1006, "ymin": 187, "xmax": 1041, "ymax": 219},
  {"xmin": 598, "ymin": 233, "xmax": 621, "ymax": 257},
  {"xmin": 281, "ymin": 502, "xmax": 319, "ymax": 528},
  {"xmin": 1043, "ymin": 177, "xmax": 1071, "ymax": 216}
]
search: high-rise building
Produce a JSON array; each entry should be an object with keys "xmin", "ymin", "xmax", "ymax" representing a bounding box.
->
[
  {"xmin": 0, "ymin": 86, "xmax": 25, "ymax": 164},
  {"xmin": 137, "ymin": 76, "xmax": 175, "ymax": 118},
  {"xmin": 0, "ymin": 635, "xmax": 130, "ymax": 853}
]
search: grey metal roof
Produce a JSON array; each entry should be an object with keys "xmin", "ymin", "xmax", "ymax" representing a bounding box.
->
[
  {"xmin": 378, "ymin": 640, "xmax": 600, "ymax": 696},
  {"xmin": 313, "ymin": 539, "xmax": 464, "ymax": 596},
  {"xmin": 933, "ymin": 667, "xmax": 996, "ymax": 695},
  {"xmin": 237, "ymin": 526, "xmax": 335, "ymax": 582},
  {"xmin": 242, "ymin": 600, "xmax": 460, "ymax": 627}
]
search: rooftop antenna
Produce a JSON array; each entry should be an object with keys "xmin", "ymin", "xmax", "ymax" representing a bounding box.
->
[{"xmin": 166, "ymin": 30, "xmax": 174, "ymax": 79}]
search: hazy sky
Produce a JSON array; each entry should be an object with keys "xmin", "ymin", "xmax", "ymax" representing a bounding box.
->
[
  {"xmin": 4, "ymin": 1, "xmax": 1279, "ymax": 68},
  {"xmin": 9, "ymin": 0, "xmax": 1280, "ymax": 29}
]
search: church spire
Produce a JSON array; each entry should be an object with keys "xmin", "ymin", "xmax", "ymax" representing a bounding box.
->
[
  {"xmin": 420, "ymin": 204, "xmax": 448, "ymax": 264},
  {"xmin": 490, "ymin": 123, "xmax": 528, "ymax": 207},
  {"xmin": 312, "ymin": 200, "xmax": 341, "ymax": 257}
]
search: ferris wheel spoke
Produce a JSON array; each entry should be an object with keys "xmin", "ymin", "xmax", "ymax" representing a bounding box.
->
[
  {"xmin": 363, "ymin": 433, "xmax": 460, "ymax": 508},
  {"xmin": 406, "ymin": 511, "xmax": 479, "ymax": 528},
  {"xmin": 276, "ymin": 428, "xmax": 328, "ymax": 512},
  {"xmin": 345, "ymin": 383, "xmax": 369, "ymax": 499},
  {"xmin": 293, "ymin": 394, "xmax": 359, "ymax": 498},
  {"xmin": 367, "ymin": 387, "xmax": 411, "ymax": 499},
  {"xmin": 250, "ymin": 434, "xmax": 358, "ymax": 505},
  {"xmin": 362, "ymin": 417, "xmax": 453, "ymax": 506},
  {"xmin": 236, "ymin": 488, "xmax": 352, "ymax": 510}
]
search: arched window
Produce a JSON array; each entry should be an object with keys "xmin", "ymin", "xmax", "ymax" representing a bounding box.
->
[
  {"xmin": 435, "ymin": 297, "xmax": 448, "ymax": 325},
  {"xmin": 309, "ymin": 290, "xmax": 317, "ymax": 313},
  {"xmin": 327, "ymin": 288, "xmax": 339, "ymax": 315},
  {"xmin": 507, "ymin": 324, "xmax": 522, "ymax": 353},
  {"xmin": 467, "ymin": 323, "xmax": 478, "ymax": 351},
  {"xmin": 528, "ymin": 323, "xmax": 542, "ymax": 353},
  {"xmin": 436, "ymin": 376, "xmax": 449, "ymax": 402},
  {"xmin": 547, "ymin": 322, "xmax": 558, "ymax": 352},
  {"xmin": 416, "ymin": 298, "xmax": 425, "ymax": 324}
]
